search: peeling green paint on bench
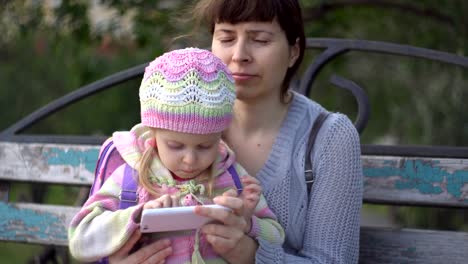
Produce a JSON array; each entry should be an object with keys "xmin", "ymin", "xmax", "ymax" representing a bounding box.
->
[
  {"xmin": 363, "ymin": 159, "xmax": 468, "ymax": 200},
  {"xmin": 447, "ymin": 171, "xmax": 468, "ymax": 199},
  {"xmin": 45, "ymin": 148, "xmax": 99, "ymax": 173},
  {"xmin": 0, "ymin": 203, "xmax": 68, "ymax": 243}
]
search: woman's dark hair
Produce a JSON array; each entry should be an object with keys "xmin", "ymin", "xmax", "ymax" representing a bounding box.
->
[{"xmin": 192, "ymin": 0, "xmax": 306, "ymax": 102}]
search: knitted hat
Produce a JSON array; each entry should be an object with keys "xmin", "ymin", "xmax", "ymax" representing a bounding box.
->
[{"xmin": 139, "ymin": 48, "xmax": 236, "ymax": 134}]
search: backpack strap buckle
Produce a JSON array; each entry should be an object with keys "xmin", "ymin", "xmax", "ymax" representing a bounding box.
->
[
  {"xmin": 119, "ymin": 165, "xmax": 138, "ymax": 208},
  {"xmin": 119, "ymin": 189, "xmax": 138, "ymax": 203}
]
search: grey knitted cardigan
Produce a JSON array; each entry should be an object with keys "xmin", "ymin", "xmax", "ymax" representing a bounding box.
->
[{"xmin": 254, "ymin": 92, "xmax": 363, "ymax": 263}]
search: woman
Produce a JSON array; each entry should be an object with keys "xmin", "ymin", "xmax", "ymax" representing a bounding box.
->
[{"xmin": 110, "ymin": 0, "xmax": 363, "ymax": 263}]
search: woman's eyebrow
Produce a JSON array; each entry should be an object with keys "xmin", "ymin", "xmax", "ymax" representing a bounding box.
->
[
  {"xmin": 214, "ymin": 28, "xmax": 274, "ymax": 35},
  {"xmin": 213, "ymin": 28, "xmax": 234, "ymax": 35},
  {"xmin": 246, "ymin": 29, "xmax": 274, "ymax": 35}
]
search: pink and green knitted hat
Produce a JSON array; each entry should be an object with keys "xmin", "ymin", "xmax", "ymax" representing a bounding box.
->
[{"xmin": 139, "ymin": 47, "xmax": 236, "ymax": 134}]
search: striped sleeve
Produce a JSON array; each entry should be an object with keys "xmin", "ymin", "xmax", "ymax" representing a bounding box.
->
[
  {"xmin": 68, "ymin": 164, "xmax": 143, "ymax": 262},
  {"xmin": 233, "ymin": 164, "xmax": 285, "ymax": 245},
  {"xmin": 247, "ymin": 194, "xmax": 285, "ymax": 244}
]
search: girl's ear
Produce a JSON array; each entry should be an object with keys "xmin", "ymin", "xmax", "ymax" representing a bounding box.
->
[
  {"xmin": 145, "ymin": 138, "xmax": 156, "ymax": 149},
  {"xmin": 288, "ymin": 38, "xmax": 300, "ymax": 68}
]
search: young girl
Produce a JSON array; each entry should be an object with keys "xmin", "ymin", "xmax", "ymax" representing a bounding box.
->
[{"xmin": 68, "ymin": 48, "xmax": 284, "ymax": 263}]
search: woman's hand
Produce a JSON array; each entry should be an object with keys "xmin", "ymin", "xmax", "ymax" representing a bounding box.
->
[
  {"xmin": 194, "ymin": 189, "xmax": 258, "ymax": 263},
  {"xmin": 109, "ymin": 230, "xmax": 172, "ymax": 264}
]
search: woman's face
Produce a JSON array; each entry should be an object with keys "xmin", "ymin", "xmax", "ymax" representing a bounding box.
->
[
  {"xmin": 211, "ymin": 19, "xmax": 299, "ymax": 101},
  {"xmin": 155, "ymin": 129, "xmax": 221, "ymax": 179}
]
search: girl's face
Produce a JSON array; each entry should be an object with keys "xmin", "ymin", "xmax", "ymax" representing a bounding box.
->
[
  {"xmin": 211, "ymin": 19, "xmax": 299, "ymax": 101},
  {"xmin": 155, "ymin": 129, "xmax": 221, "ymax": 179}
]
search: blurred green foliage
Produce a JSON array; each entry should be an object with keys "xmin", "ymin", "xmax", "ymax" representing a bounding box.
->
[{"xmin": 1, "ymin": 0, "xmax": 467, "ymax": 262}]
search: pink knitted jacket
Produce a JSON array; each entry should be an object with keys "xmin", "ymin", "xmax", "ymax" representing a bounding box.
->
[{"xmin": 68, "ymin": 124, "xmax": 284, "ymax": 263}]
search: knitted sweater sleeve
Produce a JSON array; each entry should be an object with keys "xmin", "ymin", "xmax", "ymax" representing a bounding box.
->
[
  {"xmin": 68, "ymin": 165, "xmax": 143, "ymax": 262},
  {"xmin": 247, "ymin": 194, "xmax": 285, "ymax": 245},
  {"xmin": 246, "ymin": 178, "xmax": 286, "ymax": 245},
  {"xmin": 256, "ymin": 114, "xmax": 363, "ymax": 263},
  {"xmin": 230, "ymin": 163, "xmax": 285, "ymax": 245}
]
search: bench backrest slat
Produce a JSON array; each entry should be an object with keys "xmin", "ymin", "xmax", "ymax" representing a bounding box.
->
[
  {"xmin": 2, "ymin": 142, "xmax": 467, "ymax": 207},
  {"xmin": 360, "ymin": 227, "xmax": 468, "ymax": 264},
  {"xmin": 0, "ymin": 142, "xmax": 98, "ymax": 186},
  {"xmin": 363, "ymin": 155, "xmax": 468, "ymax": 208},
  {"xmin": 3, "ymin": 201, "xmax": 468, "ymax": 264},
  {"xmin": 0, "ymin": 202, "xmax": 78, "ymax": 246}
]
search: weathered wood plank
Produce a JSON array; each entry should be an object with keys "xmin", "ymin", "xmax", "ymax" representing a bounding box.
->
[
  {"xmin": 0, "ymin": 142, "xmax": 99, "ymax": 185},
  {"xmin": 0, "ymin": 202, "xmax": 78, "ymax": 246},
  {"xmin": 2, "ymin": 201, "xmax": 467, "ymax": 264},
  {"xmin": 2, "ymin": 142, "xmax": 468, "ymax": 207},
  {"xmin": 363, "ymin": 155, "xmax": 468, "ymax": 208},
  {"xmin": 360, "ymin": 226, "xmax": 468, "ymax": 264}
]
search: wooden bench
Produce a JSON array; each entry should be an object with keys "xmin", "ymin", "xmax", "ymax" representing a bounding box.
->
[{"xmin": 1, "ymin": 38, "xmax": 468, "ymax": 263}]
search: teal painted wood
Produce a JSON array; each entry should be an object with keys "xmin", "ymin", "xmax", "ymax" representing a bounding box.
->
[
  {"xmin": 1, "ymin": 142, "xmax": 468, "ymax": 264},
  {"xmin": 0, "ymin": 142, "xmax": 99, "ymax": 185},
  {"xmin": 2, "ymin": 142, "xmax": 468, "ymax": 206},
  {"xmin": 362, "ymin": 155, "xmax": 468, "ymax": 207},
  {"xmin": 0, "ymin": 202, "xmax": 78, "ymax": 246}
]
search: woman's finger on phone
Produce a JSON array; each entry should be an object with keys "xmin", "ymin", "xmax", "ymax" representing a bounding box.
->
[
  {"xmin": 202, "ymin": 222, "xmax": 241, "ymax": 239},
  {"xmin": 213, "ymin": 194, "xmax": 244, "ymax": 215},
  {"xmin": 197, "ymin": 204, "xmax": 247, "ymax": 230},
  {"xmin": 195, "ymin": 204, "xmax": 230, "ymax": 222},
  {"xmin": 110, "ymin": 230, "xmax": 142, "ymax": 259},
  {"xmin": 139, "ymin": 240, "xmax": 173, "ymax": 264},
  {"xmin": 202, "ymin": 224, "xmax": 244, "ymax": 255},
  {"xmin": 194, "ymin": 189, "xmax": 242, "ymax": 218},
  {"xmin": 108, "ymin": 231, "xmax": 172, "ymax": 264},
  {"xmin": 205, "ymin": 234, "xmax": 236, "ymax": 255},
  {"xmin": 124, "ymin": 239, "xmax": 172, "ymax": 264}
]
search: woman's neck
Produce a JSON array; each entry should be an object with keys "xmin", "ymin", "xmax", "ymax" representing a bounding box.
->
[
  {"xmin": 223, "ymin": 92, "xmax": 292, "ymax": 176},
  {"xmin": 231, "ymin": 92, "xmax": 291, "ymax": 135}
]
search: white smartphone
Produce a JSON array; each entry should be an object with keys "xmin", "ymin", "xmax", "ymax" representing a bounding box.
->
[{"xmin": 140, "ymin": 204, "xmax": 231, "ymax": 233}]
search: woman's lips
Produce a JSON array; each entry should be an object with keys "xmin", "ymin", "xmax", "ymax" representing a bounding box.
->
[{"xmin": 232, "ymin": 73, "xmax": 256, "ymax": 82}]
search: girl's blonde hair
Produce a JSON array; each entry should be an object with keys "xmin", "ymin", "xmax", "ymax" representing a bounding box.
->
[
  {"xmin": 136, "ymin": 48, "xmax": 234, "ymax": 199},
  {"xmin": 136, "ymin": 131, "xmax": 216, "ymax": 199}
]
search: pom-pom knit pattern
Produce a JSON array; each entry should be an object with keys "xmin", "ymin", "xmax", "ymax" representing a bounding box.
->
[{"xmin": 140, "ymin": 48, "xmax": 235, "ymax": 134}]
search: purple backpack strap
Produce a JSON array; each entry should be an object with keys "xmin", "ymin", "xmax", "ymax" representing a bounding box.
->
[
  {"xmin": 90, "ymin": 141, "xmax": 116, "ymax": 195},
  {"xmin": 228, "ymin": 165, "xmax": 243, "ymax": 195},
  {"xmin": 96, "ymin": 258, "xmax": 109, "ymax": 264},
  {"xmin": 92, "ymin": 144, "xmax": 138, "ymax": 264},
  {"xmin": 119, "ymin": 164, "xmax": 138, "ymax": 209}
]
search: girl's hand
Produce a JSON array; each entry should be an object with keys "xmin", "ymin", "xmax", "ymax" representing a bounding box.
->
[
  {"xmin": 144, "ymin": 194, "xmax": 179, "ymax": 209},
  {"xmin": 109, "ymin": 230, "xmax": 172, "ymax": 264},
  {"xmin": 240, "ymin": 175, "xmax": 262, "ymax": 226},
  {"xmin": 194, "ymin": 189, "xmax": 255, "ymax": 260}
]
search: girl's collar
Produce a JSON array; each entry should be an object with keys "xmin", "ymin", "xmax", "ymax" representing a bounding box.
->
[{"xmin": 170, "ymin": 171, "xmax": 198, "ymax": 182}]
